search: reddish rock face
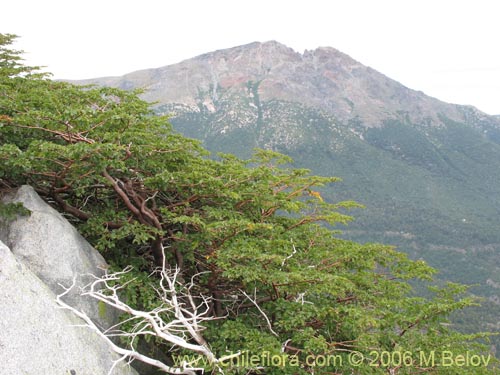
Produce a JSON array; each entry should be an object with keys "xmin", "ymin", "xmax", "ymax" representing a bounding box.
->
[{"xmin": 74, "ymin": 40, "xmax": 494, "ymax": 129}]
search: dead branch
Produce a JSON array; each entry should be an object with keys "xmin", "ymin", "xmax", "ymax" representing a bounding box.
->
[
  {"xmin": 56, "ymin": 246, "xmax": 242, "ymax": 374},
  {"xmin": 240, "ymin": 288, "xmax": 278, "ymax": 337}
]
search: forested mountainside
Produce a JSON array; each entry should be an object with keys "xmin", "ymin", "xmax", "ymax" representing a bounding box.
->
[{"xmin": 76, "ymin": 40, "xmax": 500, "ymax": 345}]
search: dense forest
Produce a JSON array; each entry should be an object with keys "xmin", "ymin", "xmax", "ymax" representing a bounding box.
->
[{"xmin": 0, "ymin": 34, "xmax": 497, "ymax": 374}]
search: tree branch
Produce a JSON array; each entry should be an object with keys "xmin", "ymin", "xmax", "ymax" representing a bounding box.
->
[
  {"xmin": 241, "ymin": 288, "xmax": 279, "ymax": 337},
  {"xmin": 102, "ymin": 169, "xmax": 142, "ymax": 219},
  {"xmin": 56, "ymin": 245, "xmax": 241, "ymax": 374}
]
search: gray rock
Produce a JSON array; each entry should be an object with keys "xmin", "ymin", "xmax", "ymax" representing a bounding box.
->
[
  {"xmin": 0, "ymin": 240, "xmax": 137, "ymax": 375},
  {"xmin": 0, "ymin": 185, "xmax": 117, "ymax": 330}
]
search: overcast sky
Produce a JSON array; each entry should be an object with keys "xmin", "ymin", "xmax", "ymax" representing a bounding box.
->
[{"xmin": 4, "ymin": 0, "xmax": 500, "ymax": 114}]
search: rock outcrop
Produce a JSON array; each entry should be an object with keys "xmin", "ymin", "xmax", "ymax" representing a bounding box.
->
[
  {"xmin": 0, "ymin": 186, "xmax": 137, "ymax": 375},
  {"xmin": 1, "ymin": 185, "xmax": 118, "ymax": 329}
]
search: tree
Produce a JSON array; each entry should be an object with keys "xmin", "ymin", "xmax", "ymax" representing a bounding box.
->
[{"xmin": 1, "ymin": 34, "xmax": 497, "ymax": 374}]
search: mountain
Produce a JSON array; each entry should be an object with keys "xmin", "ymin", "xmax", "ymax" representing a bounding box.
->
[
  {"xmin": 77, "ymin": 41, "xmax": 500, "ymax": 340},
  {"xmin": 80, "ymin": 41, "xmax": 493, "ymax": 128}
]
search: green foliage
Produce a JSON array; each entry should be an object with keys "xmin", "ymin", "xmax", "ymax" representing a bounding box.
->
[
  {"xmin": 0, "ymin": 201, "xmax": 30, "ymax": 221},
  {"xmin": 0, "ymin": 34, "xmax": 41, "ymax": 78},
  {"xmin": 166, "ymin": 94, "xmax": 500, "ymax": 350},
  {"xmin": 0, "ymin": 34, "xmax": 497, "ymax": 374}
]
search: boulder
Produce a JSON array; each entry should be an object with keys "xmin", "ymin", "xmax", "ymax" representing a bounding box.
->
[
  {"xmin": 0, "ymin": 185, "xmax": 117, "ymax": 329},
  {"xmin": 0, "ymin": 240, "xmax": 137, "ymax": 375},
  {"xmin": 0, "ymin": 186, "xmax": 140, "ymax": 374}
]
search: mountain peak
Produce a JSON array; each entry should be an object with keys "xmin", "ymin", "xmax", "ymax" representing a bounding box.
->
[
  {"xmin": 76, "ymin": 41, "xmax": 494, "ymax": 128},
  {"xmin": 194, "ymin": 40, "xmax": 302, "ymax": 69},
  {"xmin": 310, "ymin": 45, "xmax": 346, "ymax": 56},
  {"xmin": 197, "ymin": 40, "xmax": 296, "ymax": 59}
]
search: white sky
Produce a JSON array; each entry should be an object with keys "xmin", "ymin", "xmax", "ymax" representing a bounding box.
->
[{"xmin": 3, "ymin": 0, "xmax": 500, "ymax": 114}]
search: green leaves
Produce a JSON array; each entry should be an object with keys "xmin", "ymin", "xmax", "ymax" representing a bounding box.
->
[
  {"xmin": 0, "ymin": 201, "xmax": 30, "ymax": 221},
  {"xmin": 0, "ymin": 34, "xmax": 43, "ymax": 78}
]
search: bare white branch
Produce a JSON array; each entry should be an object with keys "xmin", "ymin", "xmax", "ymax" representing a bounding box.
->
[
  {"xmin": 56, "ymin": 246, "xmax": 241, "ymax": 375},
  {"xmin": 240, "ymin": 288, "xmax": 279, "ymax": 337},
  {"xmin": 57, "ymin": 283, "xmax": 178, "ymax": 374},
  {"xmin": 294, "ymin": 292, "xmax": 313, "ymax": 305},
  {"xmin": 280, "ymin": 240, "xmax": 298, "ymax": 270}
]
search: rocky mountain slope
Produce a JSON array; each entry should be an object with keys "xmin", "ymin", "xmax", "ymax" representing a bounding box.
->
[
  {"xmin": 77, "ymin": 41, "xmax": 500, "ymax": 340},
  {"xmin": 79, "ymin": 41, "xmax": 495, "ymax": 128}
]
